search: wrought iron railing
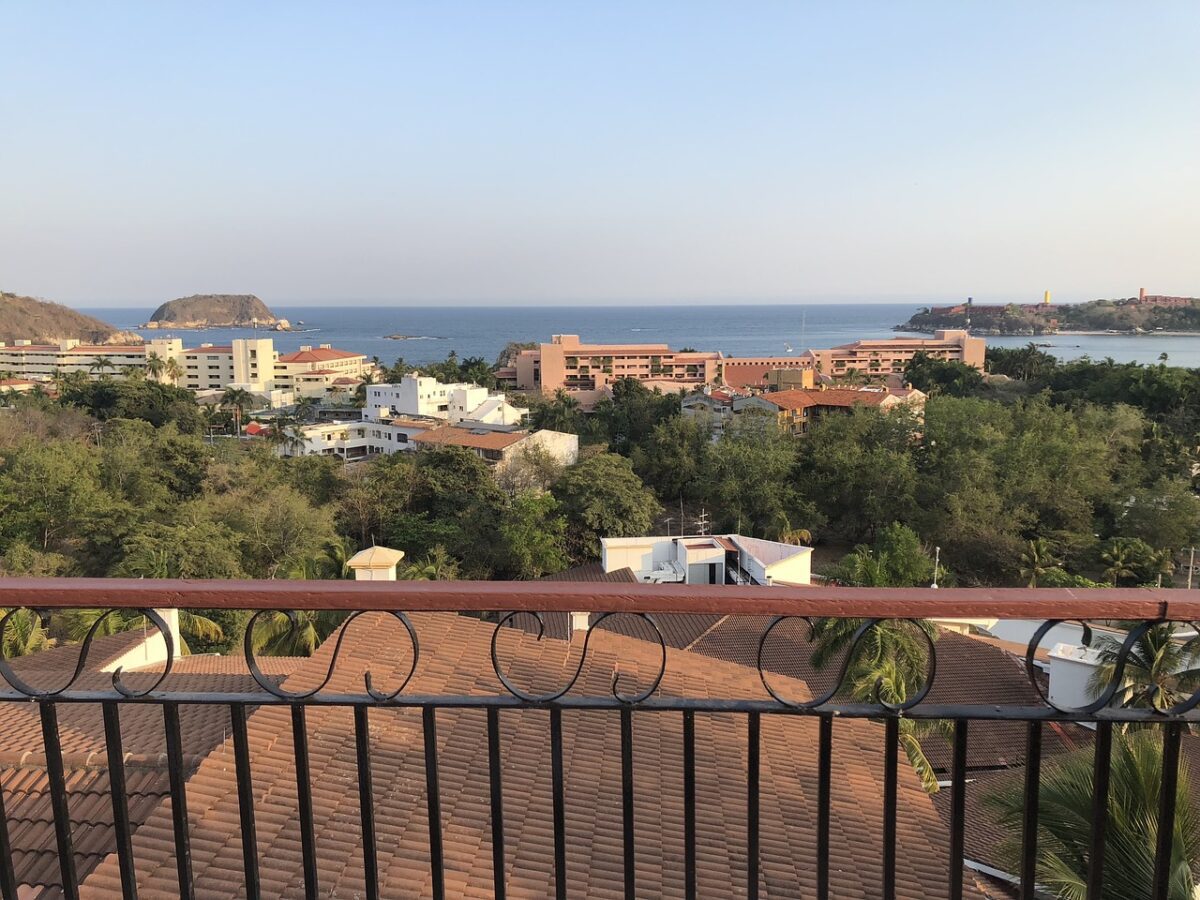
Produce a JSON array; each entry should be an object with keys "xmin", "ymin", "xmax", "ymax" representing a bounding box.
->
[{"xmin": 0, "ymin": 579, "xmax": 1193, "ymax": 900}]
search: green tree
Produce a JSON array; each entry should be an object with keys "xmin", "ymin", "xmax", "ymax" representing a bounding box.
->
[
  {"xmin": 1020, "ymin": 537, "xmax": 1062, "ymax": 588},
  {"xmin": 985, "ymin": 733, "xmax": 1200, "ymax": 900},
  {"xmin": 248, "ymin": 610, "xmax": 349, "ymax": 657},
  {"xmin": 221, "ymin": 387, "xmax": 256, "ymax": 435},
  {"xmin": 553, "ymin": 453, "xmax": 661, "ymax": 559},
  {"xmin": 530, "ymin": 389, "xmax": 583, "ymax": 433},
  {"xmin": 829, "ymin": 524, "xmax": 937, "ymax": 587},
  {"xmin": 495, "ymin": 492, "xmax": 569, "ymax": 579},
  {"xmin": 903, "ymin": 352, "xmax": 984, "ymax": 397},
  {"xmin": 631, "ymin": 414, "xmax": 712, "ymax": 502},
  {"xmin": 400, "ymin": 545, "xmax": 461, "ymax": 580},
  {"xmin": 1087, "ymin": 622, "xmax": 1200, "ymax": 714}
]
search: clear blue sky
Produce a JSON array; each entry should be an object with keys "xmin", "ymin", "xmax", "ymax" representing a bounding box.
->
[{"xmin": 2, "ymin": 2, "xmax": 1197, "ymax": 306}]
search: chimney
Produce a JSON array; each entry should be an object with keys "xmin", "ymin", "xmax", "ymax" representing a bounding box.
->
[
  {"xmin": 570, "ymin": 611, "xmax": 591, "ymax": 635},
  {"xmin": 100, "ymin": 608, "xmax": 182, "ymax": 673},
  {"xmin": 347, "ymin": 546, "xmax": 406, "ymax": 580}
]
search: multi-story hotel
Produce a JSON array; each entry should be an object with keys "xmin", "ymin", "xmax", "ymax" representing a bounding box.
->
[
  {"xmin": 721, "ymin": 330, "xmax": 983, "ymax": 389},
  {"xmin": 0, "ymin": 335, "xmax": 369, "ymax": 401},
  {"xmin": 497, "ymin": 334, "xmax": 722, "ymax": 407},
  {"xmin": 800, "ymin": 329, "xmax": 985, "ymax": 378}
]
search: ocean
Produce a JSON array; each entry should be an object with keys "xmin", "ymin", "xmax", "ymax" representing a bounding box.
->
[{"xmin": 80, "ymin": 304, "xmax": 1200, "ymax": 369}]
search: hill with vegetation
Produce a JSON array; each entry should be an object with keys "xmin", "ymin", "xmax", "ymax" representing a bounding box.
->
[
  {"xmin": 0, "ymin": 292, "xmax": 139, "ymax": 345},
  {"xmin": 900, "ymin": 296, "xmax": 1200, "ymax": 335},
  {"xmin": 146, "ymin": 294, "xmax": 278, "ymax": 328}
]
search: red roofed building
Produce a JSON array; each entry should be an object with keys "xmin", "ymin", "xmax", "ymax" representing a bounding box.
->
[{"xmin": 735, "ymin": 386, "xmax": 926, "ymax": 435}]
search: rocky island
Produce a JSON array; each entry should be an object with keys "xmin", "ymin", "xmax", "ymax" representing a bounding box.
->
[
  {"xmin": 898, "ymin": 292, "xmax": 1200, "ymax": 336},
  {"xmin": 143, "ymin": 294, "xmax": 289, "ymax": 330},
  {"xmin": 0, "ymin": 292, "xmax": 143, "ymax": 345}
]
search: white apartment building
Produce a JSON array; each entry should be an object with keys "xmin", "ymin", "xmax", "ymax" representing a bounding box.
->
[
  {"xmin": 281, "ymin": 417, "xmax": 577, "ymax": 470},
  {"xmin": 0, "ymin": 338, "xmax": 184, "ymax": 380},
  {"xmin": 601, "ymin": 535, "xmax": 812, "ymax": 586},
  {"xmin": 366, "ymin": 374, "xmax": 524, "ymax": 426},
  {"xmin": 0, "ymin": 335, "xmax": 368, "ymax": 401},
  {"xmin": 182, "ymin": 340, "xmax": 368, "ymax": 398}
]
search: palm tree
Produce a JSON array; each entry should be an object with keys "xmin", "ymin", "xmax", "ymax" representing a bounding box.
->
[
  {"xmin": 400, "ymin": 546, "xmax": 460, "ymax": 581},
  {"xmin": 0, "ymin": 609, "xmax": 55, "ymax": 657},
  {"xmin": 163, "ymin": 357, "xmax": 183, "ymax": 385},
  {"xmin": 221, "ymin": 387, "xmax": 256, "ymax": 435},
  {"xmin": 89, "ymin": 355, "xmax": 116, "ymax": 378},
  {"xmin": 144, "ymin": 351, "xmax": 166, "ymax": 382},
  {"xmin": 532, "ymin": 389, "xmax": 581, "ymax": 432},
  {"xmin": 58, "ymin": 608, "xmax": 223, "ymax": 655},
  {"xmin": 985, "ymin": 732, "xmax": 1200, "ymax": 899},
  {"xmin": 1088, "ymin": 622, "xmax": 1200, "ymax": 715},
  {"xmin": 1020, "ymin": 537, "xmax": 1062, "ymax": 587},
  {"xmin": 250, "ymin": 610, "xmax": 349, "ymax": 656},
  {"xmin": 294, "ymin": 396, "xmax": 320, "ymax": 423},
  {"xmin": 1101, "ymin": 538, "xmax": 1139, "ymax": 586}
]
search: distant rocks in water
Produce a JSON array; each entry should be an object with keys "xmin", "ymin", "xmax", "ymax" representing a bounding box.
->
[
  {"xmin": 144, "ymin": 294, "xmax": 285, "ymax": 329},
  {"xmin": 384, "ymin": 333, "xmax": 444, "ymax": 341},
  {"xmin": 0, "ymin": 292, "xmax": 141, "ymax": 345}
]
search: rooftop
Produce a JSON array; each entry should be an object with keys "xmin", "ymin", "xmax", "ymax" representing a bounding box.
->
[{"xmin": 411, "ymin": 424, "xmax": 529, "ymax": 451}]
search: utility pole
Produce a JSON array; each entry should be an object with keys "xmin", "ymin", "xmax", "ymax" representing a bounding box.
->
[
  {"xmin": 695, "ymin": 509, "xmax": 711, "ymax": 536},
  {"xmin": 931, "ymin": 546, "xmax": 941, "ymax": 589},
  {"xmin": 1189, "ymin": 547, "xmax": 1196, "ymax": 590}
]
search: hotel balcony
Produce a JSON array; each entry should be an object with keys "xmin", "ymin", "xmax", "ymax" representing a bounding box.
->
[{"xmin": 0, "ymin": 579, "xmax": 1193, "ymax": 899}]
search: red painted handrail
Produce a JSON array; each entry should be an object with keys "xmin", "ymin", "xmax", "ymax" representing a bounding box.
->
[{"xmin": 0, "ymin": 578, "xmax": 1182, "ymax": 619}]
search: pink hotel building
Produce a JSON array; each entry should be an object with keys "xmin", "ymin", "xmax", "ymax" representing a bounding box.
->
[{"xmin": 498, "ymin": 330, "xmax": 985, "ymax": 405}]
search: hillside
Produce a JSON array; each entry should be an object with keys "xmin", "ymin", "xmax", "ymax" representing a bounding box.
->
[
  {"xmin": 899, "ymin": 295, "xmax": 1200, "ymax": 336},
  {"xmin": 0, "ymin": 292, "xmax": 139, "ymax": 345},
  {"xmin": 146, "ymin": 294, "xmax": 279, "ymax": 328}
]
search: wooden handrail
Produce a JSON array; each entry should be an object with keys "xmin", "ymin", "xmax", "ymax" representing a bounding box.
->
[{"xmin": 0, "ymin": 578, "xmax": 1182, "ymax": 619}]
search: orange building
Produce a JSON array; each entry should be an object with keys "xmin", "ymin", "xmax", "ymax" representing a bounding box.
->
[{"xmin": 502, "ymin": 334, "xmax": 722, "ymax": 408}]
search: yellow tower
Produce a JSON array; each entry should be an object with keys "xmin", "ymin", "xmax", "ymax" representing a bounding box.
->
[{"xmin": 1043, "ymin": 290, "xmax": 1051, "ymax": 306}]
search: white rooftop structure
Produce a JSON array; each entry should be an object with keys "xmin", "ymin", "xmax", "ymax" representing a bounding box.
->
[
  {"xmin": 365, "ymin": 374, "xmax": 523, "ymax": 426},
  {"xmin": 601, "ymin": 534, "xmax": 812, "ymax": 586}
]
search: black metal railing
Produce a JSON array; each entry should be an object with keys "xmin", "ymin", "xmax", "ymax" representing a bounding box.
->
[{"xmin": 0, "ymin": 580, "xmax": 1194, "ymax": 900}]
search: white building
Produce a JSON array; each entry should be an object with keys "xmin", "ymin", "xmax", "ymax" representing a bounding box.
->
[
  {"xmin": 0, "ymin": 334, "xmax": 368, "ymax": 401},
  {"xmin": 366, "ymin": 374, "xmax": 523, "ymax": 426},
  {"xmin": 601, "ymin": 534, "xmax": 812, "ymax": 586}
]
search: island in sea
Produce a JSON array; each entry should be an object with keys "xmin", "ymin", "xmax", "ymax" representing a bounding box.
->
[
  {"xmin": 142, "ymin": 294, "xmax": 290, "ymax": 330},
  {"xmin": 898, "ymin": 290, "xmax": 1200, "ymax": 336},
  {"xmin": 0, "ymin": 292, "xmax": 143, "ymax": 345}
]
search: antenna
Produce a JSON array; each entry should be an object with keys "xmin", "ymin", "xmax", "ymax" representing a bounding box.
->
[{"xmin": 695, "ymin": 508, "xmax": 711, "ymax": 536}]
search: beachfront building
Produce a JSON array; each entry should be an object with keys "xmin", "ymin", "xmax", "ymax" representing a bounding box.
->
[
  {"xmin": 179, "ymin": 339, "xmax": 368, "ymax": 400},
  {"xmin": 366, "ymin": 374, "xmax": 523, "ymax": 426},
  {"xmin": 498, "ymin": 334, "xmax": 722, "ymax": 408},
  {"xmin": 0, "ymin": 337, "xmax": 185, "ymax": 382},
  {"xmin": 601, "ymin": 534, "xmax": 812, "ymax": 586},
  {"xmin": 800, "ymin": 329, "xmax": 984, "ymax": 378},
  {"xmin": 735, "ymin": 386, "xmax": 926, "ymax": 436}
]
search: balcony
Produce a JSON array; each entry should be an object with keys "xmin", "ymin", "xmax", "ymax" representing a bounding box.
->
[{"xmin": 0, "ymin": 580, "xmax": 1193, "ymax": 900}]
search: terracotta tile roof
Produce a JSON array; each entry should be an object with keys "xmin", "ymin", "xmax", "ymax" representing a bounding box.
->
[
  {"xmin": 277, "ymin": 348, "xmax": 363, "ymax": 363},
  {"xmin": 540, "ymin": 562, "xmax": 639, "ymax": 584},
  {"xmin": 0, "ymin": 637, "xmax": 302, "ymax": 895},
  {"xmin": 81, "ymin": 613, "xmax": 983, "ymax": 899},
  {"xmin": 760, "ymin": 388, "xmax": 891, "ymax": 411},
  {"xmin": 411, "ymin": 425, "xmax": 527, "ymax": 451}
]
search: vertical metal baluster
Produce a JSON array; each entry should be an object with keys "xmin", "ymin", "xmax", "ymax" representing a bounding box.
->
[
  {"xmin": 1019, "ymin": 721, "xmax": 1042, "ymax": 900},
  {"xmin": 40, "ymin": 703, "xmax": 78, "ymax": 900},
  {"xmin": 747, "ymin": 712, "xmax": 760, "ymax": 900},
  {"xmin": 102, "ymin": 702, "xmax": 138, "ymax": 900},
  {"xmin": 882, "ymin": 717, "xmax": 898, "ymax": 900},
  {"xmin": 550, "ymin": 708, "xmax": 567, "ymax": 900},
  {"xmin": 423, "ymin": 707, "xmax": 446, "ymax": 900},
  {"xmin": 163, "ymin": 702, "xmax": 194, "ymax": 900},
  {"xmin": 620, "ymin": 707, "xmax": 636, "ymax": 900},
  {"xmin": 487, "ymin": 708, "xmax": 506, "ymax": 900},
  {"xmin": 0, "ymin": 765, "xmax": 18, "ymax": 900},
  {"xmin": 1152, "ymin": 723, "xmax": 1183, "ymax": 900},
  {"xmin": 683, "ymin": 710, "xmax": 697, "ymax": 900},
  {"xmin": 948, "ymin": 721, "xmax": 968, "ymax": 900},
  {"xmin": 1086, "ymin": 721, "xmax": 1113, "ymax": 900},
  {"xmin": 817, "ymin": 714, "xmax": 832, "ymax": 900},
  {"xmin": 291, "ymin": 706, "xmax": 319, "ymax": 900},
  {"xmin": 229, "ymin": 704, "xmax": 261, "ymax": 900},
  {"xmin": 354, "ymin": 706, "xmax": 380, "ymax": 900}
]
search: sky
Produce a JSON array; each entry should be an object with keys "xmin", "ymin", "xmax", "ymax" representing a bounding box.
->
[{"xmin": 2, "ymin": 2, "xmax": 1198, "ymax": 307}]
